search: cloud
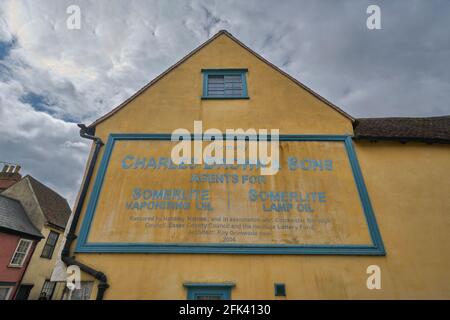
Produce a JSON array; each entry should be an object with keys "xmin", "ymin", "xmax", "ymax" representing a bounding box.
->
[
  {"xmin": 0, "ymin": 0, "xmax": 449, "ymax": 204},
  {"xmin": 0, "ymin": 78, "xmax": 90, "ymax": 204}
]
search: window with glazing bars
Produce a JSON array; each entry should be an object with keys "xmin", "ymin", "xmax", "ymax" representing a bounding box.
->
[
  {"xmin": 202, "ymin": 69, "xmax": 248, "ymax": 99},
  {"xmin": 41, "ymin": 231, "xmax": 59, "ymax": 259},
  {"xmin": 40, "ymin": 280, "xmax": 56, "ymax": 299},
  {"xmin": 9, "ymin": 239, "xmax": 32, "ymax": 267}
]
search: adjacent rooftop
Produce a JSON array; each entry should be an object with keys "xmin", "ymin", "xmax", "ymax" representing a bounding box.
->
[
  {"xmin": 26, "ymin": 175, "xmax": 71, "ymax": 229},
  {"xmin": 354, "ymin": 116, "xmax": 450, "ymax": 143},
  {"xmin": 0, "ymin": 194, "xmax": 42, "ymax": 239}
]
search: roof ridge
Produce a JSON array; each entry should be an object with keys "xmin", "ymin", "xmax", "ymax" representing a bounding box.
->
[
  {"xmin": 357, "ymin": 115, "xmax": 450, "ymax": 120},
  {"xmin": 24, "ymin": 175, "xmax": 71, "ymax": 228},
  {"xmin": 25, "ymin": 175, "xmax": 69, "ymax": 203},
  {"xmin": 87, "ymin": 29, "xmax": 353, "ymax": 128},
  {"xmin": 24, "ymin": 175, "xmax": 50, "ymax": 224},
  {"xmin": 219, "ymin": 31, "xmax": 354, "ymax": 121}
]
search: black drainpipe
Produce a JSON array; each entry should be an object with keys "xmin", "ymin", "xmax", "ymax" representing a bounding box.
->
[{"xmin": 61, "ymin": 124, "xmax": 109, "ymax": 300}]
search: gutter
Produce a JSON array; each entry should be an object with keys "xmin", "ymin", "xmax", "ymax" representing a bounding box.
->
[{"xmin": 61, "ymin": 124, "xmax": 109, "ymax": 300}]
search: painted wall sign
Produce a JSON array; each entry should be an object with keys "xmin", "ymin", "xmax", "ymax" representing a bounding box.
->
[{"xmin": 76, "ymin": 134, "xmax": 385, "ymax": 255}]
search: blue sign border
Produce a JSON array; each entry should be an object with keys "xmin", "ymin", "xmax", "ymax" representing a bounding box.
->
[{"xmin": 75, "ymin": 134, "xmax": 385, "ymax": 255}]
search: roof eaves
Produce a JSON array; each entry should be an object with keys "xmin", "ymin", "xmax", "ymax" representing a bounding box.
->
[
  {"xmin": 0, "ymin": 194, "xmax": 44, "ymax": 239},
  {"xmin": 0, "ymin": 226, "xmax": 43, "ymax": 239},
  {"xmin": 353, "ymin": 135, "xmax": 450, "ymax": 144},
  {"xmin": 353, "ymin": 116, "xmax": 450, "ymax": 144},
  {"xmin": 221, "ymin": 31, "xmax": 354, "ymax": 122}
]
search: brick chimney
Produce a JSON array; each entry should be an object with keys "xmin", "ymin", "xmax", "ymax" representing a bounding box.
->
[{"xmin": 0, "ymin": 164, "xmax": 22, "ymax": 192}]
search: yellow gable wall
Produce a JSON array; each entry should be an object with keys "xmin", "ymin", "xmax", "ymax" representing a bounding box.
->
[
  {"xmin": 73, "ymin": 142, "xmax": 450, "ymax": 299},
  {"xmin": 69, "ymin": 34, "xmax": 450, "ymax": 299},
  {"xmin": 94, "ymin": 33, "xmax": 353, "ymax": 138}
]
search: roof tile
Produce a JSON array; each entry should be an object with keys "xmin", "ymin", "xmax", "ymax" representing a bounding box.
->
[
  {"xmin": 0, "ymin": 194, "xmax": 43, "ymax": 238},
  {"xmin": 354, "ymin": 116, "xmax": 450, "ymax": 143},
  {"xmin": 26, "ymin": 176, "xmax": 71, "ymax": 229}
]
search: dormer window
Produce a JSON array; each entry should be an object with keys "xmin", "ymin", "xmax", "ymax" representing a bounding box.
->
[{"xmin": 201, "ymin": 69, "xmax": 249, "ymax": 99}]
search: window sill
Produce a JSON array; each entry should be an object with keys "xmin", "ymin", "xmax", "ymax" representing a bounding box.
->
[
  {"xmin": 201, "ymin": 96, "xmax": 249, "ymax": 100},
  {"xmin": 8, "ymin": 264, "xmax": 23, "ymax": 268}
]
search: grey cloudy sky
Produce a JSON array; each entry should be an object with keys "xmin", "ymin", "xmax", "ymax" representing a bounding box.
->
[{"xmin": 0, "ymin": 0, "xmax": 449, "ymax": 205}]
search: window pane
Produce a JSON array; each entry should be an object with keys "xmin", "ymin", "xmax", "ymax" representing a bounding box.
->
[
  {"xmin": 224, "ymin": 75, "xmax": 241, "ymax": 82},
  {"xmin": 17, "ymin": 240, "xmax": 29, "ymax": 254},
  {"xmin": 11, "ymin": 252, "xmax": 25, "ymax": 265},
  {"xmin": 224, "ymin": 89, "xmax": 243, "ymax": 96},
  {"xmin": 208, "ymin": 91, "xmax": 225, "ymax": 96},
  {"xmin": 41, "ymin": 281, "xmax": 56, "ymax": 299},
  {"xmin": 208, "ymin": 75, "xmax": 224, "ymax": 81},
  {"xmin": 208, "ymin": 75, "xmax": 225, "ymax": 96},
  {"xmin": 41, "ymin": 245, "xmax": 52, "ymax": 258},
  {"xmin": 41, "ymin": 232, "xmax": 59, "ymax": 258},
  {"xmin": 208, "ymin": 83, "xmax": 225, "ymax": 89},
  {"xmin": 224, "ymin": 82, "xmax": 242, "ymax": 89},
  {"xmin": 22, "ymin": 240, "xmax": 31, "ymax": 252},
  {"xmin": 208, "ymin": 89, "xmax": 225, "ymax": 93},
  {"xmin": 17, "ymin": 242, "xmax": 25, "ymax": 252},
  {"xmin": 208, "ymin": 75, "xmax": 224, "ymax": 86},
  {"xmin": 11, "ymin": 239, "xmax": 31, "ymax": 266},
  {"xmin": 48, "ymin": 232, "xmax": 59, "ymax": 245}
]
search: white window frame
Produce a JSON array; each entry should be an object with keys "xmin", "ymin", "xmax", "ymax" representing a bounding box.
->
[
  {"xmin": 0, "ymin": 286, "xmax": 13, "ymax": 300},
  {"xmin": 9, "ymin": 238, "xmax": 33, "ymax": 267}
]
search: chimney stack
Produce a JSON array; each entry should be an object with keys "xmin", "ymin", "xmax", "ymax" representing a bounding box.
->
[{"xmin": 0, "ymin": 163, "xmax": 22, "ymax": 192}]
